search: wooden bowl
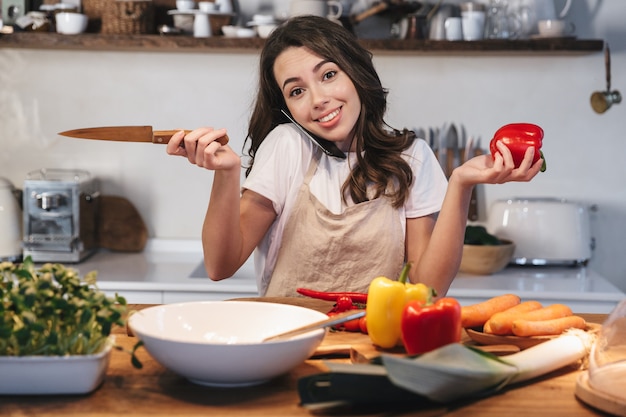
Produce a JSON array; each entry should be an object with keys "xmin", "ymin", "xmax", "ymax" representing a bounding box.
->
[{"xmin": 459, "ymin": 240, "xmax": 515, "ymax": 275}]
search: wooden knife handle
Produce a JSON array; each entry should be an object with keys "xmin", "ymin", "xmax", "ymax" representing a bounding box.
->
[{"xmin": 153, "ymin": 130, "xmax": 230, "ymax": 146}]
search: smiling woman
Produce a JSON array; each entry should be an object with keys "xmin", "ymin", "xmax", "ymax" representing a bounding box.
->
[{"xmin": 165, "ymin": 15, "xmax": 543, "ymax": 300}]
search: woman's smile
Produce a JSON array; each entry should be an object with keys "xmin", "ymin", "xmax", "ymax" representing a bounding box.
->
[{"xmin": 317, "ymin": 108, "xmax": 341, "ymax": 123}]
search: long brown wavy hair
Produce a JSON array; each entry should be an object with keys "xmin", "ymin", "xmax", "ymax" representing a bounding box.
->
[{"xmin": 245, "ymin": 15, "xmax": 415, "ymax": 208}]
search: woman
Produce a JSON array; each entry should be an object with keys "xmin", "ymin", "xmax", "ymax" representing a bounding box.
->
[{"xmin": 166, "ymin": 16, "xmax": 543, "ymax": 297}]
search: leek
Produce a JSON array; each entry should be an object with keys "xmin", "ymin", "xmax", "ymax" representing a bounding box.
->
[{"xmin": 327, "ymin": 329, "xmax": 596, "ymax": 403}]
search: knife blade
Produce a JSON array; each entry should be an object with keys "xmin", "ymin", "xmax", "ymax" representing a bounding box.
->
[{"xmin": 58, "ymin": 126, "xmax": 229, "ymax": 146}]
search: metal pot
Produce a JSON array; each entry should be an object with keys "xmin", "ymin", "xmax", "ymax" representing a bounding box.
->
[{"xmin": 0, "ymin": 178, "xmax": 22, "ymax": 262}]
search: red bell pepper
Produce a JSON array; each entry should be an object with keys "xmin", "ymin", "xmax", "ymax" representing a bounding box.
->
[
  {"xmin": 400, "ymin": 297, "xmax": 462, "ymax": 355},
  {"xmin": 489, "ymin": 123, "xmax": 546, "ymax": 172}
]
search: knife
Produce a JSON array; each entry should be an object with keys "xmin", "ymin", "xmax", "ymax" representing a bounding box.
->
[{"xmin": 58, "ymin": 126, "xmax": 229, "ymax": 146}]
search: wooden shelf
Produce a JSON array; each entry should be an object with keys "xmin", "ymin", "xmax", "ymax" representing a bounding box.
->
[{"xmin": 0, "ymin": 32, "xmax": 604, "ymax": 54}]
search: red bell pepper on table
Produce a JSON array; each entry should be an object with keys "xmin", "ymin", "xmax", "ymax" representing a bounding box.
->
[
  {"xmin": 489, "ymin": 123, "xmax": 546, "ymax": 172},
  {"xmin": 400, "ymin": 297, "xmax": 462, "ymax": 355}
]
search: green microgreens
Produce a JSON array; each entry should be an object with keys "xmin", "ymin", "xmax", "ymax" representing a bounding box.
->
[{"xmin": 0, "ymin": 257, "xmax": 141, "ymax": 367}]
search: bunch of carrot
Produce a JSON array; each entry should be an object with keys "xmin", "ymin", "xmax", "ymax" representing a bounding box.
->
[{"xmin": 461, "ymin": 294, "xmax": 587, "ymax": 337}]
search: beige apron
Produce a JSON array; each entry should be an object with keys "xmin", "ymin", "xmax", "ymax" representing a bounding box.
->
[{"xmin": 265, "ymin": 150, "xmax": 405, "ymax": 297}]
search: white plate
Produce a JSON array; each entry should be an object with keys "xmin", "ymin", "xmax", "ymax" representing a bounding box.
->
[{"xmin": 0, "ymin": 338, "xmax": 113, "ymax": 395}]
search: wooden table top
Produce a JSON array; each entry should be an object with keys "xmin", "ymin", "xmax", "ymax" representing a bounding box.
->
[{"xmin": 0, "ymin": 298, "xmax": 610, "ymax": 417}]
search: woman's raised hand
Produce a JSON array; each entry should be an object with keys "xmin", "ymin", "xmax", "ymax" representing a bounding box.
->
[
  {"xmin": 454, "ymin": 140, "xmax": 543, "ymax": 186},
  {"xmin": 166, "ymin": 127, "xmax": 240, "ymax": 171}
]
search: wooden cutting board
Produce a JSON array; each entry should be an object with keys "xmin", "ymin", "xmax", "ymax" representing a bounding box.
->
[
  {"xmin": 97, "ymin": 195, "xmax": 148, "ymax": 252},
  {"xmin": 232, "ymin": 297, "xmax": 520, "ymax": 362}
]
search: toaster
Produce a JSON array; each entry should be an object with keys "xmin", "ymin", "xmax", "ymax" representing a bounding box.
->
[{"xmin": 486, "ymin": 197, "xmax": 593, "ymax": 266}]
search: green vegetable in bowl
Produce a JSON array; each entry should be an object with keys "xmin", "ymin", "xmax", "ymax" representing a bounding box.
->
[
  {"xmin": 0, "ymin": 257, "xmax": 142, "ymax": 367},
  {"xmin": 464, "ymin": 225, "xmax": 502, "ymax": 246}
]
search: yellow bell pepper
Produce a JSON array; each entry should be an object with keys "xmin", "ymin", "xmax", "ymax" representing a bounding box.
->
[{"xmin": 365, "ymin": 263, "xmax": 434, "ymax": 348}]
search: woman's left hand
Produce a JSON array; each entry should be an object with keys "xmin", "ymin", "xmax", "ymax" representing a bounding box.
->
[{"xmin": 454, "ymin": 140, "xmax": 543, "ymax": 186}]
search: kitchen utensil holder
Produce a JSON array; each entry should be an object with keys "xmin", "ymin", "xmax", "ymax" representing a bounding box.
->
[{"xmin": 102, "ymin": 0, "xmax": 155, "ymax": 34}]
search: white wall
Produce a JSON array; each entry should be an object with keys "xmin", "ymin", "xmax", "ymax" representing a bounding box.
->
[{"xmin": 1, "ymin": 0, "xmax": 625, "ymax": 291}]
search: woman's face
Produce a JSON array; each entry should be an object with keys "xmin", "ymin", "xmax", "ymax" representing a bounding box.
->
[{"xmin": 273, "ymin": 46, "xmax": 361, "ymax": 152}]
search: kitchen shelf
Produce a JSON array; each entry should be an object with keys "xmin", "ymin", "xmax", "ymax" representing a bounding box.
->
[{"xmin": 0, "ymin": 32, "xmax": 604, "ymax": 54}]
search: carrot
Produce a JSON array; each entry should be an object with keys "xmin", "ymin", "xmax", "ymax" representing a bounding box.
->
[
  {"xmin": 511, "ymin": 315, "xmax": 587, "ymax": 337},
  {"xmin": 461, "ymin": 294, "xmax": 521, "ymax": 329},
  {"xmin": 483, "ymin": 300, "xmax": 544, "ymax": 335},
  {"xmin": 511, "ymin": 303, "xmax": 573, "ymax": 323}
]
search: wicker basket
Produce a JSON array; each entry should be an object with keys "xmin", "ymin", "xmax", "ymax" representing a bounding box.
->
[
  {"xmin": 82, "ymin": 0, "xmax": 108, "ymax": 32},
  {"xmin": 101, "ymin": 0, "xmax": 155, "ymax": 34}
]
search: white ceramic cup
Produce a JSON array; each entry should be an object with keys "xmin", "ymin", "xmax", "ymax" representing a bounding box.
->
[
  {"xmin": 461, "ymin": 10, "xmax": 486, "ymax": 41},
  {"xmin": 289, "ymin": 0, "xmax": 343, "ymax": 20},
  {"xmin": 193, "ymin": 13, "xmax": 211, "ymax": 37},
  {"xmin": 176, "ymin": 0, "xmax": 195, "ymax": 11},
  {"xmin": 537, "ymin": 19, "xmax": 575, "ymax": 37},
  {"xmin": 198, "ymin": 1, "xmax": 217, "ymax": 12},
  {"xmin": 444, "ymin": 17, "xmax": 462, "ymax": 41},
  {"xmin": 55, "ymin": 12, "xmax": 88, "ymax": 34},
  {"xmin": 214, "ymin": 0, "xmax": 233, "ymax": 13}
]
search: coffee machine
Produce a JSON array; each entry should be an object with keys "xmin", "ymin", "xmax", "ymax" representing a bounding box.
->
[{"xmin": 22, "ymin": 169, "xmax": 100, "ymax": 263}]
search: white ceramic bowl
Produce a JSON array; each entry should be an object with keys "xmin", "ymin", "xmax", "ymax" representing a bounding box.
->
[
  {"xmin": 55, "ymin": 12, "xmax": 88, "ymax": 34},
  {"xmin": 221, "ymin": 24, "xmax": 238, "ymax": 37},
  {"xmin": 236, "ymin": 27, "xmax": 256, "ymax": 38},
  {"xmin": 128, "ymin": 301, "xmax": 327, "ymax": 387},
  {"xmin": 252, "ymin": 14, "xmax": 275, "ymax": 25}
]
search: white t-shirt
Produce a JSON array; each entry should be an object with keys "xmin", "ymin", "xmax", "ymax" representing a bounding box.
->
[{"xmin": 242, "ymin": 123, "xmax": 448, "ymax": 294}]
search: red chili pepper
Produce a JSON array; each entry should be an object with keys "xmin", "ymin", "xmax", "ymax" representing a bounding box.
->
[
  {"xmin": 296, "ymin": 288, "xmax": 368, "ymax": 304},
  {"xmin": 489, "ymin": 123, "xmax": 546, "ymax": 172},
  {"xmin": 359, "ymin": 316, "xmax": 368, "ymax": 334},
  {"xmin": 400, "ymin": 297, "xmax": 462, "ymax": 355},
  {"xmin": 342, "ymin": 317, "xmax": 363, "ymax": 332}
]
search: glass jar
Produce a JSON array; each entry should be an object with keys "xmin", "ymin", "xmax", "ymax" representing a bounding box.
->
[
  {"xmin": 485, "ymin": 0, "xmax": 519, "ymax": 39},
  {"xmin": 588, "ymin": 298, "xmax": 626, "ymax": 401}
]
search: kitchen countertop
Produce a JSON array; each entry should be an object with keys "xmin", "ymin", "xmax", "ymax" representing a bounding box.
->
[
  {"xmin": 70, "ymin": 239, "xmax": 623, "ymax": 312},
  {"xmin": 449, "ymin": 266, "xmax": 625, "ymax": 312},
  {"xmin": 0, "ymin": 300, "xmax": 612, "ymax": 417},
  {"xmin": 74, "ymin": 239, "xmax": 258, "ymax": 296}
]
